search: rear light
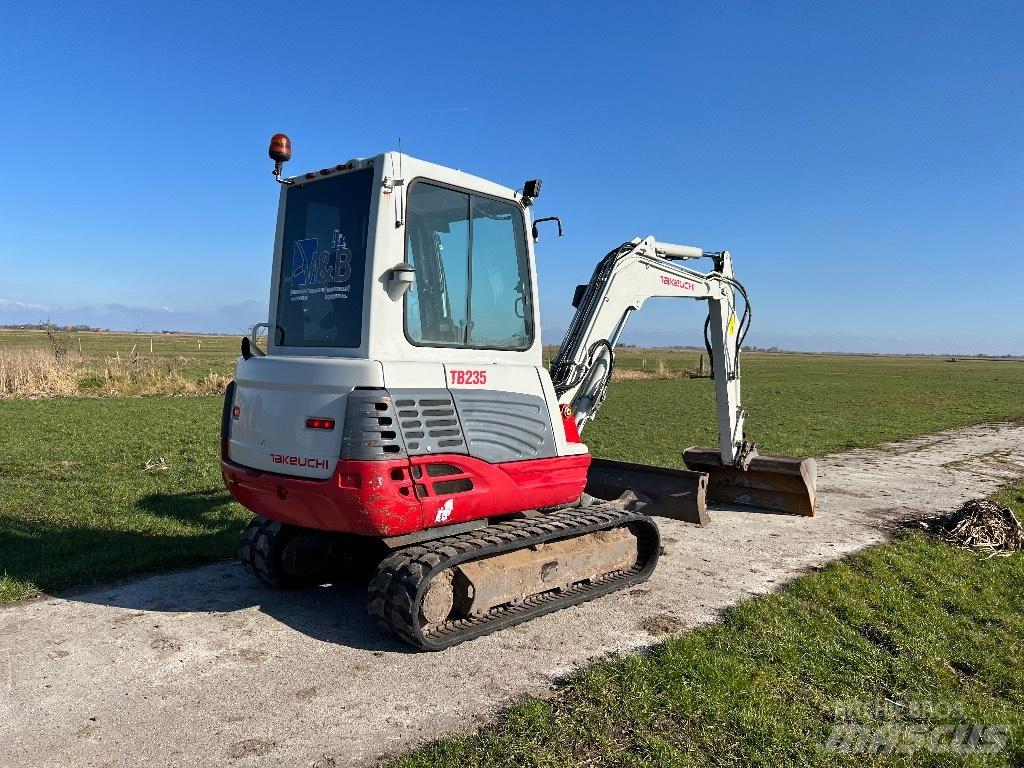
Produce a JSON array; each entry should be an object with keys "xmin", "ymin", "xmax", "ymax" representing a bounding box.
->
[{"xmin": 305, "ymin": 418, "xmax": 336, "ymax": 430}]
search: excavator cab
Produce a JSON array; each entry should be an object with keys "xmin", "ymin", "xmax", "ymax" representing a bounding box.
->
[
  {"xmin": 220, "ymin": 135, "xmax": 815, "ymax": 650},
  {"xmin": 224, "ymin": 149, "xmax": 588, "ymax": 536}
]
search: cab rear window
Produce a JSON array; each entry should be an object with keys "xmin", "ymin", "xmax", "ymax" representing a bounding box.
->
[{"xmin": 275, "ymin": 169, "xmax": 373, "ymax": 348}]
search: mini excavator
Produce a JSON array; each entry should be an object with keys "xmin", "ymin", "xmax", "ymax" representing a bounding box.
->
[{"xmin": 220, "ymin": 134, "xmax": 816, "ymax": 650}]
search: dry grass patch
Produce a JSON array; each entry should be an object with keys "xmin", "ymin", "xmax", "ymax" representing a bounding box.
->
[
  {"xmin": 612, "ymin": 368, "xmax": 660, "ymax": 382},
  {"xmin": 0, "ymin": 347, "xmax": 80, "ymax": 397},
  {"xmin": 0, "ymin": 347, "xmax": 230, "ymax": 399}
]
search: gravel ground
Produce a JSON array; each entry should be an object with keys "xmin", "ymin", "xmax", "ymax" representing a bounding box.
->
[{"xmin": 2, "ymin": 421, "xmax": 1023, "ymax": 768}]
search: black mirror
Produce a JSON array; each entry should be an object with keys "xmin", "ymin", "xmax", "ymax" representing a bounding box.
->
[
  {"xmin": 532, "ymin": 216, "xmax": 563, "ymax": 243},
  {"xmin": 241, "ymin": 336, "xmax": 265, "ymax": 359}
]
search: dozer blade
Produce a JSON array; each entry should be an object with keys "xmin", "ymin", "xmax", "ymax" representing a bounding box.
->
[
  {"xmin": 682, "ymin": 447, "xmax": 817, "ymax": 517},
  {"xmin": 586, "ymin": 458, "xmax": 710, "ymax": 526}
]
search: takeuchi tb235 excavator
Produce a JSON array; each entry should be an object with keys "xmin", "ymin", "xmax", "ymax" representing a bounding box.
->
[{"xmin": 220, "ymin": 134, "xmax": 816, "ymax": 650}]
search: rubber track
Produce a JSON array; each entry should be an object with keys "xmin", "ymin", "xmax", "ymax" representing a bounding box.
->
[
  {"xmin": 367, "ymin": 504, "xmax": 660, "ymax": 651},
  {"xmin": 239, "ymin": 515, "xmax": 286, "ymax": 587}
]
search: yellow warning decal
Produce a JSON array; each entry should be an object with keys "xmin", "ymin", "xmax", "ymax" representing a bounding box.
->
[{"xmin": 728, "ymin": 314, "xmax": 737, "ymax": 337}]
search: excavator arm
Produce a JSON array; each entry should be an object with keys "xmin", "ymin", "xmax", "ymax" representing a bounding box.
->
[
  {"xmin": 550, "ymin": 236, "xmax": 750, "ymax": 465},
  {"xmin": 551, "ymin": 236, "xmax": 816, "ymax": 521}
]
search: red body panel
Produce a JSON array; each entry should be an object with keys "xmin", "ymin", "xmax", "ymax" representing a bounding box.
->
[{"xmin": 221, "ymin": 450, "xmax": 591, "ymax": 537}]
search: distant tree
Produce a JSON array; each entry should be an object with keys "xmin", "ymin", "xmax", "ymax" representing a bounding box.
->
[{"xmin": 42, "ymin": 320, "xmax": 73, "ymax": 361}]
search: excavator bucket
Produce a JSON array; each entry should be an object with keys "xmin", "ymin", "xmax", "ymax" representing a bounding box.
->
[
  {"xmin": 586, "ymin": 458, "xmax": 710, "ymax": 526},
  {"xmin": 682, "ymin": 447, "xmax": 817, "ymax": 517}
]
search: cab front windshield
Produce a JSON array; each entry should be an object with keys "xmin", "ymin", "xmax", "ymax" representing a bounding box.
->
[{"xmin": 275, "ymin": 168, "xmax": 373, "ymax": 348}]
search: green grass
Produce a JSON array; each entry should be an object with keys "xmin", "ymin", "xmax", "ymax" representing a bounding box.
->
[
  {"xmin": 1, "ymin": 353, "xmax": 1023, "ymax": 602},
  {"xmin": 391, "ymin": 488, "xmax": 1024, "ymax": 767},
  {"xmin": 0, "ymin": 328, "xmax": 242, "ymax": 359},
  {"xmin": 0, "ymin": 397, "xmax": 249, "ymax": 602},
  {"xmin": 991, "ymin": 481, "xmax": 1024, "ymax": 512}
]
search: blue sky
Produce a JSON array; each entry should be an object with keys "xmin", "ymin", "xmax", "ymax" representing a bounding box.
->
[{"xmin": 2, "ymin": 1, "xmax": 1022, "ymax": 354}]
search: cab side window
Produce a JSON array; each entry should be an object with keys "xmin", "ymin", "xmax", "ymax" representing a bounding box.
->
[{"xmin": 405, "ymin": 182, "xmax": 533, "ymax": 350}]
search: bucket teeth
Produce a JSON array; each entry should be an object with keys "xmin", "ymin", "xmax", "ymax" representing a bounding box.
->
[{"xmin": 682, "ymin": 447, "xmax": 817, "ymax": 517}]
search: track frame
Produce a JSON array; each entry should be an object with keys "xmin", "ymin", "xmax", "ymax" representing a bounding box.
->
[{"xmin": 367, "ymin": 504, "xmax": 661, "ymax": 651}]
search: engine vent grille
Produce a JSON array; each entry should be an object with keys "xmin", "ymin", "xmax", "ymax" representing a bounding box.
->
[
  {"xmin": 391, "ymin": 390, "xmax": 468, "ymax": 456},
  {"xmin": 340, "ymin": 391, "xmax": 407, "ymax": 460}
]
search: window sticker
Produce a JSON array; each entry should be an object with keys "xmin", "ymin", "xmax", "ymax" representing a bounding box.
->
[{"xmin": 289, "ymin": 230, "xmax": 354, "ymax": 302}]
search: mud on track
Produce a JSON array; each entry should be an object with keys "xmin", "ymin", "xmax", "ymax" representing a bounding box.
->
[{"xmin": 2, "ymin": 422, "xmax": 1023, "ymax": 768}]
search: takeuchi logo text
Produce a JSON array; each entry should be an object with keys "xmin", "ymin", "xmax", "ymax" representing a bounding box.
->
[
  {"xmin": 660, "ymin": 275, "xmax": 696, "ymax": 291},
  {"xmin": 270, "ymin": 453, "xmax": 329, "ymax": 470}
]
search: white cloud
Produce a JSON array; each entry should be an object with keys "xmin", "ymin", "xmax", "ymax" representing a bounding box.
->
[{"xmin": 0, "ymin": 298, "xmax": 59, "ymax": 312}]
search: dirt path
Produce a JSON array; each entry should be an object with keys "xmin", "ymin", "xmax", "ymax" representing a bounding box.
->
[{"xmin": 2, "ymin": 422, "xmax": 1023, "ymax": 768}]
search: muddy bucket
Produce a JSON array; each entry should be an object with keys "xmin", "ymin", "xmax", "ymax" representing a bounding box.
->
[{"xmin": 682, "ymin": 447, "xmax": 817, "ymax": 517}]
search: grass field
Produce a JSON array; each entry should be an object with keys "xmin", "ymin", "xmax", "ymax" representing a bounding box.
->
[
  {"xmin": 0, "ymin": 329, "xmax": 240, "ymax": 397},
  {"xmin": 0, "ymin": 328, "xmax": 241, "ymax": 360},
  {"xmin": 0, "ymin": 396, "xmax": 245, "ymax": 603},
  {"xmin": 1, "ymin": 351, "xmax": 1022, "ymax": 602},
  {"xmin": 593, "ymin": 353, "xmax": 1024, "ymax": 464},
  {"xmin": 392, "ymin": 485, "xmax": 1024, "ymax": 767}
]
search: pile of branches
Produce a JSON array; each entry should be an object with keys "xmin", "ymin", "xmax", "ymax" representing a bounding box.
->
[{"xmin": 925, "ymin": 499, "xmax": 1024, "ymax": 557}]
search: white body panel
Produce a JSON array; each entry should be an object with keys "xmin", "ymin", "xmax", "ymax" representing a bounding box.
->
[
  {"xmin": 381, "ymin": 359, "xmax": 448, "ymax": 389},
  {"xmin": 228, "ymin": 355, "xmax": 384, "ymax": 478}
]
